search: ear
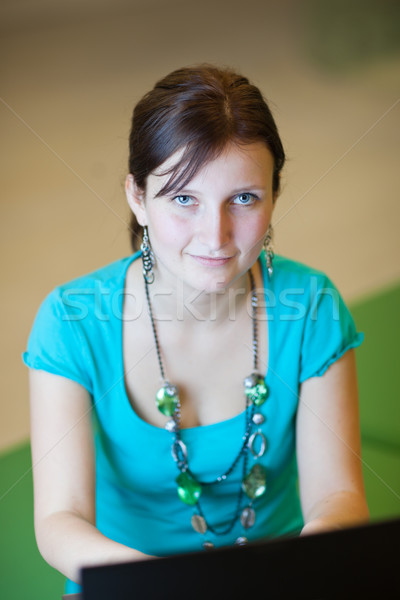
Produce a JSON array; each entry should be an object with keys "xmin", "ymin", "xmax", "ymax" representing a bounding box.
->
[{"xmin": 125, "ymin": 174, "xmax": 147, "ymax": 226}]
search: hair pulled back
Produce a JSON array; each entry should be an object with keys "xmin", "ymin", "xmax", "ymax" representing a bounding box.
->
[{"xmin": 128, "ymin": 64, "xmax": 285, "ymax": 250}]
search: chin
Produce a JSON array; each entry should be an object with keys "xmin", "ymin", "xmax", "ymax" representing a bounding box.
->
[{"xmin": 191, "ymin": 272, "xmax": 244, "ymax": 295}]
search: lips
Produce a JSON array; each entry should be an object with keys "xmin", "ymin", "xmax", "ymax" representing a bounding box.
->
[{"xmin": 189, "ymin": 254, "xmax": 234, "ymax": 267}]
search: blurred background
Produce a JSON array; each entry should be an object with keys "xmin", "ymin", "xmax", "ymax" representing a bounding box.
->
[{"xmin": 1, "ymin": 0, "xmax": 399, "ymax": 597}]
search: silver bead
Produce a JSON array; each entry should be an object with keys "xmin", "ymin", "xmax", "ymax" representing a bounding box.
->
[
  {"xmin": 165, "ymin": 419, "xmax": 176, "ymax": 432},
  {"xmin": 203, "ymin": 541, "xmax": 214, "ymax": 550},
  {"xmin": 240, "ymin": 507, "xmax": 256, "ymax": 529},
  {"xmin": 252, "ymin": 413, "xmax": 265, "ymax": 425},
  {"xmin": 244, "ymin": 374, "xmax": 258, "ymax": 388},
  {"xmin": 235, "ymin": 536, "xmax": 248, "ymax": 546}
]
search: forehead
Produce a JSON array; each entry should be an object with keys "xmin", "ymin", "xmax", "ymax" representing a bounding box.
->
[{"xmin": 149, "ymin": 141, "xmax": 274, "ymax": 194}]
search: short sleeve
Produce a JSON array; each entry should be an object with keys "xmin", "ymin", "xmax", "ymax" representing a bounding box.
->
[
  {"xmin": 299, "ymin": 274, "xmax": 364, "ymax": 383},
  {"xmin": 22, "ymin": 288, "xmax": 93, "ymax": 393}
]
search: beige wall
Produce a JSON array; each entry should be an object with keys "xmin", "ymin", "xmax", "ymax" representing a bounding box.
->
[{"xmin": 1, "ymin": 0, "xmax": 399, "ymax": 451}]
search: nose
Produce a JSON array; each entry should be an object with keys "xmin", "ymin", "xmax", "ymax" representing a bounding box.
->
[{"xmin": 197, "ymin": 204, "xmax": 232, "ymax": 252}]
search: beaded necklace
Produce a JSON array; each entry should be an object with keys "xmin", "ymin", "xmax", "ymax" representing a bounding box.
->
[{"xmin": 144, "ymin": 268, "xmax": 269, "ymax": 548}]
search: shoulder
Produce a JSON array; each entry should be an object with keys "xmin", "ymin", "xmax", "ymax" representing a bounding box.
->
[
  {"xmin": 53, "ymin": 252, "xmax": 139, "ymax": 299},
  {"xmin": 259, "ymin": 253, "xmax": 348, "ymax": 325},
  {"xmin": 273, "ymin": 255, "xmax": 330, "ymax": 282},
  {"xmin": 267, "ymin": 254, "xmax": 336, "ymax": 296},
  {"xmin": 37, "ymin": 252, "xmax": 141, "ymax": 321},
  {"xmin": 56, "ymin": 252, "xmax": 141, "ymax": 294}
]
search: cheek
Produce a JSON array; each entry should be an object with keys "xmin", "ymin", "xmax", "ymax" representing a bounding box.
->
[
  {"xmin": 239, "ymin": 212, "xmax": 270, "ymax": 243},
  {"xmin": 149, "ymin": 213, "xmax": 191, "ymax": 249}
]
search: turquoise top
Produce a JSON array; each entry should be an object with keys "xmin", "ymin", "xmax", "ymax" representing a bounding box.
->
[{"xmin": 22, "ymin": 253, "xmax": 363, "ymax": 594}]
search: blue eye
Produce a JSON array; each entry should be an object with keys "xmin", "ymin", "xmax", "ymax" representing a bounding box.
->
[
  {"xmin": 233, "ymin": 193, "xmax": 256, "ymax": 205},
  {"xmin": 174, "ymin": 195, "xmax": 193, "ymax": 206}
]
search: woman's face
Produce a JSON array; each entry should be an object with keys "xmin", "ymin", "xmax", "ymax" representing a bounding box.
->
[{"xmin": 126, "ymin": 141, "xmax": 277, "ymax": 294}]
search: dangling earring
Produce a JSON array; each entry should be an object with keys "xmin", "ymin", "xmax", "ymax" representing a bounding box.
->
[
  {"xmin": 263, "ymin": 225, "xmax": 274, "ymax": 279},
  {"xmin": 141, "ymin": 226, "xmax": 155, "ymax": 284}
]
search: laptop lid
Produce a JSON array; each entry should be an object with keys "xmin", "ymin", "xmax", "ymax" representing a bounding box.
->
[{"xmin": 81, "ymin": 518, "xmax": 400, "ymax": 599}]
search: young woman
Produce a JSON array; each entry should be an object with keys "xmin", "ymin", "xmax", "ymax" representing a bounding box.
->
[{"xmin": 23, "ymin": 65, "xmax": 369, "ymax": 596}]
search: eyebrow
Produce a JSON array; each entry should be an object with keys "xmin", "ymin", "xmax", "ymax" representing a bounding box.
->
[
  {"xmin": 172, "ymin": 185, "xmax": 267, "ymax": 196},
  {"xmin": 230, "ymin": 185, "xmax": 267, "ymax": 194}
]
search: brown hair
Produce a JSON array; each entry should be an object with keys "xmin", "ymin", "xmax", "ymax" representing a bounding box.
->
[{"xmin": 128, "ymin": 64, "xmax": 285, "ymax": 250}]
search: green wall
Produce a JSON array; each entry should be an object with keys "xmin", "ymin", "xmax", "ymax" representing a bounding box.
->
[
  {"xmin": 1, "ymin": 282, "xmax": 399, "ymax": 599},
  {"xmin": 351, "ymin": 282, "xmax": 400, "ymax": 521},
  {"xmin": 0, "ymin": 443, "xmax": 65, "ymax": 599}
]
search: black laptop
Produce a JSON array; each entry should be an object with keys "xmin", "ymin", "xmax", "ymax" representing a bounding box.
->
[{"xmin": 81, "ymin": 518, "xmax": 400, "ymax": 599}]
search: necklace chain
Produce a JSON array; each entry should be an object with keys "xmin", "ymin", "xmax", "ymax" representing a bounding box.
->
[
  {"xmin": 144, "ymin": 268, "xmax": 268, "ymax": 544},
  {"xmin": 144, "ymin": 280, "xmax": 167, "ymax": 381},
  {"xmin": 144, "ymin": 270, "xmax": 258, "ymax": 386}
]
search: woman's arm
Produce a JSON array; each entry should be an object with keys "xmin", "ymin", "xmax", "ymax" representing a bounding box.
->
[
  {"xmin": 296, "ymin": 349, "xmax": 369, "ymax": 535},
  {"xmin": 29, "ymin": 369, "xmax": 152, "ymax": 584}
]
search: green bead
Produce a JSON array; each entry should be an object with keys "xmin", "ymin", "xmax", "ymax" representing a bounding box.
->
[
  {"xmin": 242, "ymin": 464, "xmax": 267, "ymax": 500},
  {"xmin": 244, "ymin": 375, "xmax": 269, "ymax": 406},
  {"xmin": 156, "ymin": 385, "xmax": 179, "ymax": 417},
  {"xmin": 176, "ymin": 471, "xmax": 202, "ymax": 506}
]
